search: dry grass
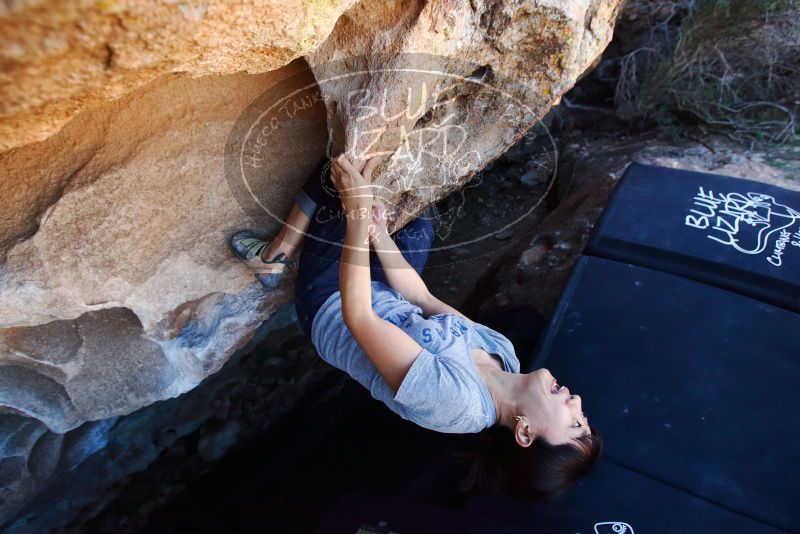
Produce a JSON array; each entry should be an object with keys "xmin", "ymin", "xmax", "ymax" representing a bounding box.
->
[{"xmin": 616, "ymin": 0, "xmax": 800, "ymax": 146}]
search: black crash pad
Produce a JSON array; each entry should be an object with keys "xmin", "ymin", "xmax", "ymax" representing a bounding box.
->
[
  {"xmin": 585, "ymin": 163, "xmax": 800, "ymax": 312},
  {"xmin": 315, "ymin": 493, "xmax": 532, "ymax": 534},
  {"xmin": 469, "ymin": 460, "xmax": 782, "ymax": 534},
  {"xmin": 530, "ymin": 256, "xmax": 800, "ymax": 532}
]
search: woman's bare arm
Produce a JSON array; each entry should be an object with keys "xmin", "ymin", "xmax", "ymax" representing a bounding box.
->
[
  {"xmin": 369, "ymin": 202, "xmax": 469, "ymax": 321},
  {"xmin": 333, "ymin": 156, "xmax": 428, "ymax": 392}
]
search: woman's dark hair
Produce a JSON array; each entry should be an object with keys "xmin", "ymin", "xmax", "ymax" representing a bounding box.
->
[{"xmin": 459, "ymin": 424, "xmax": 603, "ymax": 501}]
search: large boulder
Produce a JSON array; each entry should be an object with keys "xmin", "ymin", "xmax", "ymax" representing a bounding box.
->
[
  {"xmin": 0, "ymin": 0, "xmax": 623, "ymax": 521},
  {"xmin": 0, "ymin": 0, "xmax": 359, "ymax": 153}
]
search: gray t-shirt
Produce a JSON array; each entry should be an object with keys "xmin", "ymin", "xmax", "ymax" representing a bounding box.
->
[{"xmin": 310, "ymin": 281, "xmax": 520, "ymax": 433}]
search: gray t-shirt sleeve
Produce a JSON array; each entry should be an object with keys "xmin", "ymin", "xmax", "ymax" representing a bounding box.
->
[{"xmin": 392, "ymin": 348, "xmax": 489, "ymax": 434}]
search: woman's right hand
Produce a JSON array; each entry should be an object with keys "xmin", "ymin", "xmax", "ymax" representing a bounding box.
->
[{"xmin": 331, "ymin": 155, "xmax": 379, "ymax": 215}]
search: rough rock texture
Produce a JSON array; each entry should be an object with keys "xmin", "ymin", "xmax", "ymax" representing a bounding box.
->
[
  {"xmin": 0, "ymin": 62, "xmax": 320, "ymax": 428},
  {"xmin": 0, "ymin": 0, "xmax": 624, "ymax": 522},
  {"xmin": 0, "ymin": 0, "xmax": 359, "ymax": 152},
  {"xmin": 4, "ymin": 304, "xmax": 322, "ymax": 533},
  {"xmin": 306, "ymin": 0, "xmax": 624, "ymax": 225}
]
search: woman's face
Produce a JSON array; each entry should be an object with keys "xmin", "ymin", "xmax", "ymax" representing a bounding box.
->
[{"xmin": 519, "ymin": 368, "xmax": 591, "ymax": 446}]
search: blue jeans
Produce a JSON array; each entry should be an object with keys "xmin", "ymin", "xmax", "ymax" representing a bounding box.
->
[{"xmin": 294, "ymin": 158, "xmax": 435, "ymax": 338}]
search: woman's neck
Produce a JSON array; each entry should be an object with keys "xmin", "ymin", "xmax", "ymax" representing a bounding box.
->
[{"xmin": 474, "ymin": 359, "xmax": 528, "ymax": 429}]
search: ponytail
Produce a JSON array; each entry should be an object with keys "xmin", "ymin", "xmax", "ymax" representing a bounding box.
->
[{"xmin": 458, "ymin": 424, "xmax": 602, "ymax": 501}]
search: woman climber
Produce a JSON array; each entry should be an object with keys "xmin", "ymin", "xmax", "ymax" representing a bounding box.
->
[{"xmin": 230, "ymin": 153, "xmax": 601, "ymax": 500}]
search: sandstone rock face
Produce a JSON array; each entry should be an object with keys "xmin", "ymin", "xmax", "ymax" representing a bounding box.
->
[
  {"xmin": 0, "ymin": 0, "xmax": 358, "ymax": 152},
  {"xmin": 0, "ymin": 0, "xmax": 623, "ymax": 521},
  {"xmin": 306, "ymin": 0, "xmax": 624, "ymax": 225}
]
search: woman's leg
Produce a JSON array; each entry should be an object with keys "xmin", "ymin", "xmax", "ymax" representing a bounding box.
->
[
  {"xmin": 261, "ymin": 202, "xmax": 312, "ymax": 260},
  {"xmin": 294, "ymin": 160, "xmax": 349, "ymax": 337},
  {"xmin": 262, "ymin": 158, "xmax": 335, "ymax": 260}
]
